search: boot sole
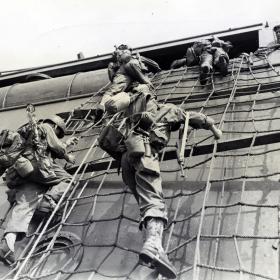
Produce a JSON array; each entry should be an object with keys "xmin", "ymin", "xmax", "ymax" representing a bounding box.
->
[{"xmin": 140, "ymin": 250, "xmax": 177, "ymax": 279}]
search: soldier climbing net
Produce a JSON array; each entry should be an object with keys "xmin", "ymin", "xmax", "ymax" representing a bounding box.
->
[{"xmin": 1, "ymin": 48, "xmax": 280, "ymax": 280}]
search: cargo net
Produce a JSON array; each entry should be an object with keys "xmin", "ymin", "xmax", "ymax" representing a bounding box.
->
[{"xmin": 2, "ymin": 49, "xmax": 280, "ymax": 280}]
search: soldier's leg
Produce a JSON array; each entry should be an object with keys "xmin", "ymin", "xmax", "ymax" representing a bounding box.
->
[
  {"xmin": 199, "ymin": 51, "xmax": 213, "ymax": 85},
  {"xmin": 2, "ymin": 183, "xmax": 43, "ymax": 265},
  {"xmin": 37, "ymin": 164, "xmax": 72, "ymax": 213},
  {"xmin": 189, "ymin": 111, "xmax": 222, "ymax": 139},
  {"xmin": 95, "ymin": 73, "xmax": 132, "ymax": 121},
  {"xmin": 104, "ymin": 91, "xmax": 131, "ymax": 114},
  {"xmin": 136, "ymin": 165, "xmax": 176, "ymax": 278},
  {"xmin": 122, "ymin": 153, "xmax": 176, "ymax": 279},
  {"xmin": 213, "ymin": 48, "xmax": 229, "ymax": 76}
]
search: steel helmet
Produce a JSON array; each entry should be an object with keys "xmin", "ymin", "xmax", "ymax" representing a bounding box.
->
[
  {"xmin": 116, "ymin": 44, "xmax": 132, "ymax": 51},
  {"xmin": 42, "ymin": 115, "xmax": 66, "ymax": 138},
  {"xmin": 273, "ymin": 24, "xmax": 280, "ymax": 32}
]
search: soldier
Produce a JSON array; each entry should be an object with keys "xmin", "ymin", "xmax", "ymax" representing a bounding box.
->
[
  {"xmin": 170, "ymin": 39, "xmax": 213, "ymax": 85},
  {"xmin": 94, "ymin": 44, "xmax": 160, "ymax": 121},
  {"xmin": 274, "ymin": 25, "xmax": 280, "ymax": 44},
  {"xmin": 267, "ymin": 24, "xmax": 280, "ymax": 47},
  {"xmin": 0, "ymin": 115, "xmax": 78, "ymax": 265},
  {"xmin": 171, "ymin": 38, "xmax": 232, "ymax": 85},
  {"xmin": 99, "ymin": 92, "xmax": 222, "ymax": 278},
  {"xmin": 211, "ymin": 36, "xmax": 233, "ymax": 77},
  {"xmin": 170, "ymin": 39, "xmax": 211, "ymax": 69}
]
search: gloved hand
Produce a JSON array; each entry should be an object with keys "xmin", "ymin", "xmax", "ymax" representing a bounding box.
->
[
  {"xmin": 65, "ymin": 153, "xmax": 76, "ymax": 165},
  {"xmin": 65, "ymin": 137, "xmax": 79, "ymax": 147}
]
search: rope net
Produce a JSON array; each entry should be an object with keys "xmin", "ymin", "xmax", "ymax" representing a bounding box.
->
[{"xmin": 2, "ymin": 48, "xmax": 280, "ymax": 280}]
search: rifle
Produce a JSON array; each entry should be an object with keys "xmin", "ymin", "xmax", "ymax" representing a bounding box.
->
[
  {"xmin": 26, "ymin": 104, "xmax": 43, "ymax": 155},
  {"xmin": 177, "ymin": 112, "xmax": 189, "ymax": 177}
]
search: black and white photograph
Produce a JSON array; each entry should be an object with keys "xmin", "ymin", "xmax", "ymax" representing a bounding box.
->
[{"xmin": 0, "ymin": 0, "xmax": 279, "ymax": 279}]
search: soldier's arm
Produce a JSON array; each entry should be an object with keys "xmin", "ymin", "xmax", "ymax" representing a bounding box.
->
[
  {"xmin": 108, "ymin": 62, "xmax": 119, "ymax": 82},
  {"xmin": 140, "ymin": 55, "xmax": 161, "ymax": 73},
  {"xmin": 124, "ymin": 59, "xmax": 151, "ymax": 85},
  {"xmin": 170, "ymin": 58, "xmax": 186, "ymax": 69},
  {"xmin": 42, "ymin": 124, "xmax": 69, "ymax": 159}
]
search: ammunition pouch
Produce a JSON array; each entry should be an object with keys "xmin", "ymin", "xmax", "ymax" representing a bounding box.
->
[
  {"xmin": 150, "ymin": 126, "xmax": 170, "ymax": 153},
  {"xmin": 99, "ymin": 125, "xmax": 126, "ymax": 161},
  {"xmin": 125, "ymin": 131, "xmax": 145, "ymax": 159}
]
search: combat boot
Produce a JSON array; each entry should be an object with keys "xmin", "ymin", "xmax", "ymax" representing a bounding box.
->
[
  {"xmin": 0, "ymin": 238, "xmax": 15, "ymax": 266},
  {"xmin": 139, "ymin": 218, "xmax": 177, "ymax": 279},
  {"xmin": 199, "ymin": 63, "xmax": 212, "ymax": 85},
  {"xmin": 217, "ymin": 56, "xmax": 228, "ymax": 76}
]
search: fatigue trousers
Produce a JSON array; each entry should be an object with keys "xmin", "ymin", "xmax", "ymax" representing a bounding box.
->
[
  {"xmin": 5, "ymin": 160, "xmax": 72, "ymax": 237},
  {"xmin": 200, "ymin": 50, "xmax": 213, "ymax": 73},
  {"xmin": 121, "ymin": 152, "xmax": 168, "ymax": 229},
  {"xmin": 213, "ymin": 48, "xmax": 229, "ymax": 74},
  {"xmin": 5, "ymin": 180, "xmax": 69, "ymax": 237},
  {"xmin": 100, "ymin": 73, "xmax": 131, "ymax": 107}
]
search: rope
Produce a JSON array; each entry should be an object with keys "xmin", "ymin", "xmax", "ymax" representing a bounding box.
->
[{"xmin": 2, "ymin": 48, "xmax": 280, "ymax": 280}]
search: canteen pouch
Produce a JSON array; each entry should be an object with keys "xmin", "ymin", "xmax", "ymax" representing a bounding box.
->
[
  {"xmin": 13, "ymin": 156, "xmax": 34, "ymax": 177},
  {"xmin": 99, "ymin": 125, "xmax": 125, "ymax": 161}
]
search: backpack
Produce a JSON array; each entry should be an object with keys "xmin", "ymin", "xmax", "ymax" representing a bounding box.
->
[{"xmin": 0, "ymin": 129, "xmax": 25, "ymax": 170}]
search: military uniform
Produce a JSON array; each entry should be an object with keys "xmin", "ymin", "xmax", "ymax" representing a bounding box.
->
[
  {"xmin": 171, "ymin": 38, "xmax": 232, "ymax": 84},
  {"xmin": 170, "ymin": 40, "xmax": 209, "ymax": 69},
  {"xmin": 115, "ymin": 93, "xmax": 221, "ymax": 278},
  {"xmin": 95, "ymin": 45, "xmax": 160, "ymax": 119},
  {"xmin": 211, "ymin": 37, "xmax": 232, "ymax": 76},
  {"xmin": 267, "ymin": 25, "xmax": 280, "ymax": 48},
  {"xmin": 4, "ymin": 121, "xmax": 73, "ymax": 238},
  {"xmin": 122, "ymin": 103, "xmax": 217, "ymax": 228}
]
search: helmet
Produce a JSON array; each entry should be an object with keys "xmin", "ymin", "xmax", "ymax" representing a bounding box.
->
[
  {"xmin": 113, "ymin": 45, "xmax": 133, "ymax": 64},
  {"xmin": 273, "ymin": 24, "xmax": 280, "ymax": 32},
  {"xmin": 42, "ymin": 115, "xmax": 66, "ymax": 138},
  {"xmin": 116, "ymin": 44, "xmax": 132, "ymax": 51}
]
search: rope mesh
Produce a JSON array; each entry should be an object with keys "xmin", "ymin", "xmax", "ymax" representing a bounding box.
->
[{"xmin": 1, "ymin": 49, "xmax": 280, "ymax": 280}]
